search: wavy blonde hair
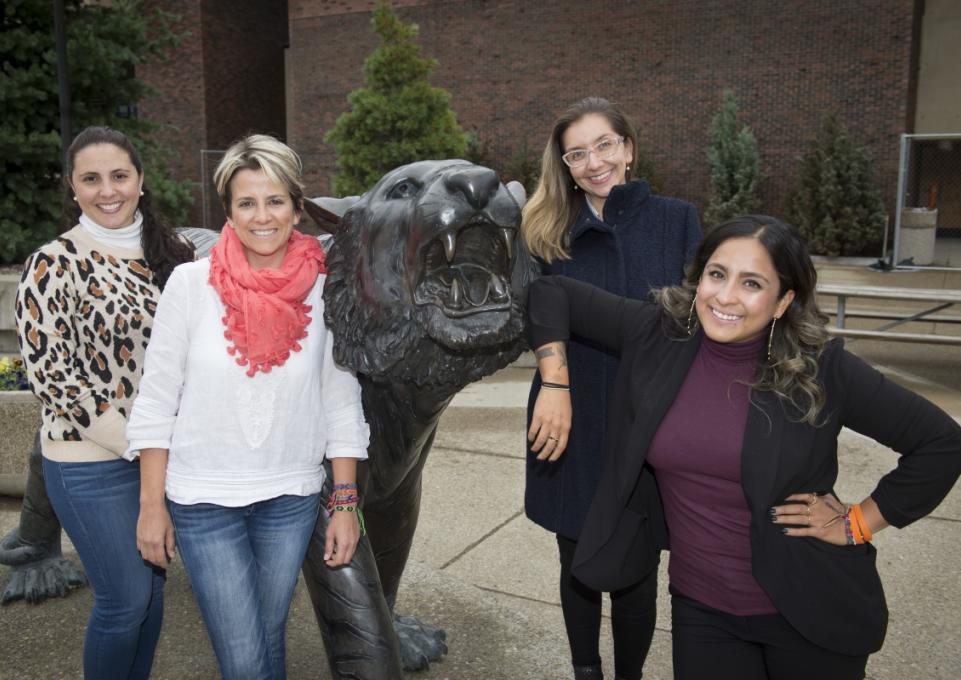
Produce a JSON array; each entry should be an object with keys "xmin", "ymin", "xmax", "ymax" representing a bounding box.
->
[
  {"xmin": 522, "ymin": 97, "xmax": 637, "ymax": 262},
  {"xmin": 655, "ymin": 215, "xmax": 831, "ymax": 425}
]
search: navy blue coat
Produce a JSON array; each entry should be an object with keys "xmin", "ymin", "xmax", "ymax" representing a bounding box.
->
[{"xmin": 525, "ymin": 179, "xmax": 702, "ymax": 539}]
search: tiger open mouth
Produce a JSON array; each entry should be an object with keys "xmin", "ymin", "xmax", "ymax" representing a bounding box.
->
[{"xmin": 413, "ymin": 215, "xmax": 516, "ymax": 317}]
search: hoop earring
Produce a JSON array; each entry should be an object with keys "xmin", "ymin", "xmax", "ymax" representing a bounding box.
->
[
  {"xmin": 686, "ymin": 294, "xmax": 697, "ymax": 336},
  {"xmin": 767, "ymin": 316, "xmax": 778, "ymax": 362}
]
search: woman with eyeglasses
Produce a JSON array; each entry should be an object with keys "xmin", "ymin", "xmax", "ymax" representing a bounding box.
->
[{"xmin": 521, "ymin": 96, "xmax": 702, "ymax": 680}]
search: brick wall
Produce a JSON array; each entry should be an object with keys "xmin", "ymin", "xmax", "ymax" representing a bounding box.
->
[
  {"xmin": 288, "ymin": 0, "xmax": 918, "ymax": 221},
  {"xmin": 138, "ymin": 0, "xmax": 206, "ymax": 225},
  {"xmin": 138, "ymin": 0, "xmax": 288, "ymax": 227}
]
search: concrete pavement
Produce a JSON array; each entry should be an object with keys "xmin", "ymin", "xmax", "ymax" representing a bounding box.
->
[{"xmin": 1, "ymin": 356, "xmax": 960, "ymax": 678}]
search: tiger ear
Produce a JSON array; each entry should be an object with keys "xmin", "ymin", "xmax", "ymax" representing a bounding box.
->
[
  {"xmin": 304, "ymin": 196, "xmax": 360, "ymax": 234},
  {"xmin": 506, "ymin": 180, "xmax": 527, "ymax": 209}
]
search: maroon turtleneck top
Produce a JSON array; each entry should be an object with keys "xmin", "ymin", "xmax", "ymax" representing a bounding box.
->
[{"xmin": 646, "ymin": 332, "xmax": 777, "ymax": 615}]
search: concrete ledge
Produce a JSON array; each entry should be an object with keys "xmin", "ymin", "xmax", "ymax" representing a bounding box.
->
[{"xmin": 0, "ymin": 391, "xmax": 39, "ymax": 478}]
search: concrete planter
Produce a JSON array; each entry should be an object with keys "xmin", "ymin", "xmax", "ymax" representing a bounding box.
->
[
  {"xmin": 0, "ymin": 272, "xmax": 21, "ymax": 353},
  {"xmin": 0, "ymin": 390, "xmax": 39, "ymax": 495},
  {"xmin": 899, "ymin": 208, "xmax": 938, "ymax": 266}
]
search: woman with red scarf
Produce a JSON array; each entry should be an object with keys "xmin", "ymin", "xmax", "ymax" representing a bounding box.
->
[{"xmin": 127, "ymin": 134, "xmax": 369, "ymax": 679}]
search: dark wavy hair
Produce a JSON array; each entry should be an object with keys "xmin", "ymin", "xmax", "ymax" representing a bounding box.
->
[
  {"xmin": 656, "ymin": 215, "xmax": 831, "ymax": 424},
  {"xmin": 63, "ymin": 126, "xmax": 194, "ymax": 289}
]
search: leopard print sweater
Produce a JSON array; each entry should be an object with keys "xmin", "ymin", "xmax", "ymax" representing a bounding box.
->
[{"xmin": 16, "ymin": 226, "xmax": 161, "ymax": 462}]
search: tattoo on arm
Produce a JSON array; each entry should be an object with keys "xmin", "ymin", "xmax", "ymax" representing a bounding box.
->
[{"xmin": 535, "ymin": 344, "xmax": 567, "ymax": 369}]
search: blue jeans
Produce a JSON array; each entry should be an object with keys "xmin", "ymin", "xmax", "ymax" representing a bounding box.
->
[
  {"xmin": 43, "ymin": 456, "xmax": 166, "ymax": 680},
  {"xmin": 168, "ymin": 493, "xmax": 321, "ymax": 680}
]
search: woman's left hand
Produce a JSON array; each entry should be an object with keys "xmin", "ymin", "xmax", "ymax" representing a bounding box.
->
[
  {"xmin": 324, "ymin": 509, "xmax": 360, "ymax": 567},
  {"xmin": 770, "ymin": 492, "xmax": 849, "ymax": 546}
]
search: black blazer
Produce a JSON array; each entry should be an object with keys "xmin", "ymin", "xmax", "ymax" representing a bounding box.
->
[{"xmin": 526, "ymin": 276, "xmax": 961, "ymax": 656}]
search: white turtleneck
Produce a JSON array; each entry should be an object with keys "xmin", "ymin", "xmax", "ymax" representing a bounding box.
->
[{"xmin": 79, "ymin": 210, "xmax": 144, "ymax": 251}]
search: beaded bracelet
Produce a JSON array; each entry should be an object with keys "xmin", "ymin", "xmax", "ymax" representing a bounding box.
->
[
  {"xmin": 843, "ymin": 513, "xmax": 856, "ymax": 545},
  {"xmin": 330, "ymin": 504, "xmax": 366, "ymax": 535},
  {"xmin": 326, "ymin": 488, "xmax": 366, "ymax": 536}
]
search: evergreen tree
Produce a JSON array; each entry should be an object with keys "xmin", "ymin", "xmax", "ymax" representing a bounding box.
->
[
  {"xmin": 0, "ymin": 0, "xmax": 192, "ymax": 265},
  {"xmin": 502, "ymin": 140, "xmax": 541, "ymax": 197},
  {"xmin": 631, "ymin": 137, "xmax": 661, "ymax": 195},
  {"xmin": 704, "ymin": 90, "xmax": 761, "ymax": 228},
  {"xmin": 326, "ymin": 1, "xmax": 466, "ymax": 196},
  {"xmin": 787, "ymin": 115, "xmax": 887, "ymax": 256}
]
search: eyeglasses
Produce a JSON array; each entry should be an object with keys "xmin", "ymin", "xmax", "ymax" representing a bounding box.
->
[{"xmin": 561, "ymin": 136, "xmax": 625, "ymax": 168}]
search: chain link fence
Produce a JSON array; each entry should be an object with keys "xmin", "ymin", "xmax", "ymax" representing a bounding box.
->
[{"xmin": 893, "ymin": 133, "xmax": 961, "ymax": 269}]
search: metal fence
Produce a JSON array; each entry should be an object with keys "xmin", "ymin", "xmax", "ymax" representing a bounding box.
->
[
  {"xmin": 200, "ymin": 150, "xmax": 226, "ymax": 231},
  {"xmin": 893, "ymin": 133, "xmax": 961, "ymax": 270}
]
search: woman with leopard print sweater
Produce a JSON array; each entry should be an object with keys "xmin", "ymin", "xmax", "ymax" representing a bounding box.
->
[{"xmin": 15, "ymin": 126, "xmax": 193, "ymax": 680}]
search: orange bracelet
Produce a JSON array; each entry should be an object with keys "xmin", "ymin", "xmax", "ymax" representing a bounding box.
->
[
  {"xmin": 846, "ymin": 507, "xmax": 864, "ymax": 544},
  {"xmin": 853, "ymin": 503, "xmax": 873, "ymax": 542},
  {"xmin": 849, "ymin": 504, "xmax": 873, "ymax": 543}
]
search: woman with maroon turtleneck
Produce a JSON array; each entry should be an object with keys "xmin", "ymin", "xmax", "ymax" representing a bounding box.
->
[{"xmin": 526, "ymin": 215, "xmax": 961, "ymax": 680}]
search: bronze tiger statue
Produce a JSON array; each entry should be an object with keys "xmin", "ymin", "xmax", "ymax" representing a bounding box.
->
[{"xmin": 0, "ymin": 160, "xmax": 536, "ymax": 679}]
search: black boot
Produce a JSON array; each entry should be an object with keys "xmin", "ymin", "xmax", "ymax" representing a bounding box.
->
[{"xmin": 573, "ymin": 664, "xmax": 604, "ymax": 679}]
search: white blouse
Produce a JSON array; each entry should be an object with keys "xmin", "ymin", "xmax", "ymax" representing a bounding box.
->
[{"xmin": 126, "ymin": 258, "xmax": 369, "ymax": 506}]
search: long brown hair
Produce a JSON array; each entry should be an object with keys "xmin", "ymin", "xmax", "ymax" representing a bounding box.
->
[
  {"xmin": 63, "ymin": 126, "xmax": 194, "ymax": 289},
  {"xmin": 521, "ymin": 97, "xmax": 637, "ymax": 262}
]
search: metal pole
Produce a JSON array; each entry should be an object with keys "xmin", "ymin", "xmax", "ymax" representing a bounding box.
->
[
  {"xmin": 52, "ymin": 0, "xmax": 71, "ymax": 166},
  {"xmin": 892, "ymin": 134, "xmax": 909, "ymax": 267}
]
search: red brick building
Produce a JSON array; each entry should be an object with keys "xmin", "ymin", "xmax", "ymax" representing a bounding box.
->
[{"xmin": 140, "ymin": 0, "xmax": 924, "ymax": 228}]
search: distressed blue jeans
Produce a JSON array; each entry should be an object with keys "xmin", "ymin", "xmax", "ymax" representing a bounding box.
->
[
  {"xmin": 43, "ymin": 456, "xmax": 166, "ymax": 680},
  {"xmin": 168, "ymin": 493, "xmax": 321, "ymax": 680}
]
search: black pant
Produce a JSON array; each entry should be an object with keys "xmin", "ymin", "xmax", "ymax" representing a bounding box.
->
[
  {"xmin": 556, "ymin": 534, "xmax": 658, "ymax": 680},
  {"xmin": 671, "ymin": 588, "xmax": 868, "ymax": 680}
]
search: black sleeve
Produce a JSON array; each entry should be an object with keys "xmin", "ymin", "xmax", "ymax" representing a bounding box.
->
[
  {"xmin": 836, "ymin": 348, "xmax": 961, "ymax": 528},
  {"xmin": 526, "ymin": 275, "xmax": 653, "ymax": 355}
]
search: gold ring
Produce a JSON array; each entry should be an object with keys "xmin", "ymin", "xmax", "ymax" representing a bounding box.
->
[
  {"xmin": 809, "ymin": 492, "xmax": 819, "ymax": 507},
  {"xmin": 548, "ymin": 436, "xmax": 559, "ymax": 441}
]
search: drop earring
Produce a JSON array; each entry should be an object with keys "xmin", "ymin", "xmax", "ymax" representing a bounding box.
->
[
  {"xmin": 686, "ymin": 294, "xmax": 697, "ymax": 336},
  {"xmin": 767, "ymin": 317, "xmax": 778, "ymax": 362}
]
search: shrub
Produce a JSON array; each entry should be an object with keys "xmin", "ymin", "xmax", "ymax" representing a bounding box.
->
[
  {"xmin": 631, "ymin": 138, "xmax": 661, "ymax": 194},
  {"xmin": 0, "ymin": 0, "xmax": 193, "ymax": 265},
  {"xmin": 325, "ymin": 1, "xmax": 467, "ymax": 196},
  {"xmin": 463, "ymin": 129, "xmax": 495, "ymax": 169},
  {"xmin": 787, "ymin": 115, "xmax": 886, "ymax": 256},
  {"xmin": 704, "ymin": 90, "xmax": 761, "ymax": 228},
  {"xmin": 502, "ymin": 140, "xmax": 541, "ymax": 197},
  {"xmin": 0, "ymin": 357, "xmax": 29, "ymax": 391}
]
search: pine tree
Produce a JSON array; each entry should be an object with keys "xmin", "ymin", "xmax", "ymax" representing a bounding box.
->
[
  {"xmin": 325, "ymin": 1, "xmax": 466, "ymax": 196},
  {"xmin": 631, "ymin": 137, "xmax": 661, "ymax": 195},
  {"xmin": 704, "ymin": 90, "xmax": 761, "ymax": 228},
  {"xmin": 0, "ymin": 0, "xmax": 192, "ymax": 265},
  {"xmin": 787, "ymin": 115, "xmax": 887, "ymax": 256}
]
